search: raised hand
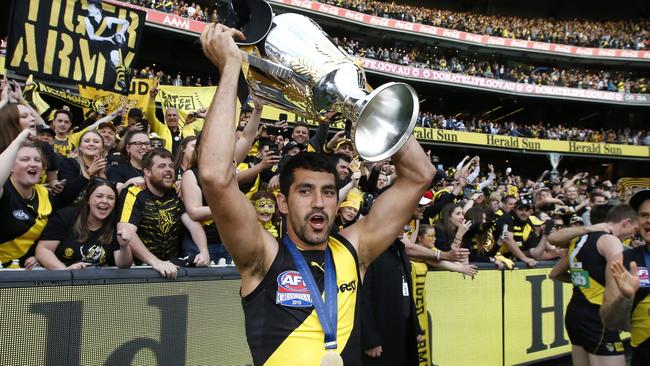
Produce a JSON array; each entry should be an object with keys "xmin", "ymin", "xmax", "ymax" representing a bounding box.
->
[{"xmin": 611, "ymin": 260, "xmax": 640, "ymax": 299}]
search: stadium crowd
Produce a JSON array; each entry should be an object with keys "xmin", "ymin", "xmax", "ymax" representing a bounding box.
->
[
  {"xmin": 0, "ymin": 74, "xmax": 644, "ymax": 274},
  {"xmin": 325, "ymin": 0, "xmax": 650, "ymax": 50},
  {"xmin": 417, "ymin": 112, "xmax": 650, "ymax": 146},
  {"xmin": 334, "ymin": 37, "xmax": 649, "ymax": 94},
  {"xmin": 119, "ymin": 0, "xmax": 650, "ymax": 50}
]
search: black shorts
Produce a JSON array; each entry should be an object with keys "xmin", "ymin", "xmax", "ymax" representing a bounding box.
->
[{"xmin": 565, "ymin": 301, "xmax": 624, "ymax": 356}]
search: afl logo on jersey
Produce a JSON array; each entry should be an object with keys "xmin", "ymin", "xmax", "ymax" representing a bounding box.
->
[
  {"xmin": 276, "ymin": 270, "xmax": 313, "ymax": 308},
  {"xmin": 13, "ymin": 210, "xmax": 30, "ymax": 220}
]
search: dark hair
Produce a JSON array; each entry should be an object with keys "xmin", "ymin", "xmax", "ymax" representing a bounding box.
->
[
  {"xmin": 332, "ymin": 153, "xmax": 351, "ymax": 164},
  {"xmin": 120, "ymin": 130, "xmax": 149, "ymax": 161},
  {"xmin": 417, "ymin": 224, "xmax": 434, "ymax": 240},
  {"xmin": 73, "ymin": 179, "xmax": 118, "ymax": 245},
  {"xmin": 279, "ymin": 151, "xmax": 338, "ymax": 198},
  {"xmin": 175, "ymin": 135, "xmax": 198, "ymax": 169},
  {"xmin": 605, "ymin": 204, "xmax": 637, "ymax": 224},
  {"xmin": 501, "ymin": 195, "xmax": 517, "ymax": 204},
  {"xmin": 250, "ymin": 190, "xmax": 281, "ymax": 225},
  {"xmin": 142, "ymin": 148, "xmax": 173, "ymax": 170},
  {"xmin": 293, "ymin": 121, "xmax": 309, "ymax": 131},
  {"xmin": 465, "ymin": 206, "xmax": 489, "ymax": 252},
  {"xmin": 52, "ymin": 109, "xmax": 73, "ymax": 124},
  {"xmin": 0, "ymin": 103, "xmax": 23, "ymax": 153},
  {"xmin": 436, "ymin": 203, "xmax": 463, "ymax": 238},
  {"xmin": 590, "ymin": 191, "xmax": 608, "ymax": 203}
]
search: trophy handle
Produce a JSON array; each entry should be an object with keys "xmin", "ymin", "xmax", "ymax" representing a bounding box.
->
[{"xmin": 240, "ymin": 51, "xmax": 294, "ymax": 80}]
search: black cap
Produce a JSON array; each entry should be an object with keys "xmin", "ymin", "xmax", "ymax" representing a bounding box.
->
[
  {"xmin": 36, "ymin": 124, "xmax": 55, "ymax": 137},
  {"xmin": 630, "ymin": 189, "xmax": 650, "ymax": 212},
  {"xmin": 128, "ymin": 108, "xmax": 143, "ymax": 118},
  {"xmin": 516, "ymin": 197, "xmax": 533, "ymax": 209},
  {"xmin": 282, "ymin": 141, "xmax": 305, "ymax": 155}
]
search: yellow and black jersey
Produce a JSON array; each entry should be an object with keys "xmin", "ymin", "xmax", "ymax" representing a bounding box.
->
[
  {"xmin": 567, "ymin": 232, "xmax": 609, "ymax": 306},
  {"xmin": 623, "ymin": 245, "xmax": 650, "ymax": 359},
  {"xmin": 52, "ymin": 137, "xmax": 76, "ymax": 158},
  {"xmin": 117, "ymin": 185, "xmax": 183, "ymax": 261},
  {"xmin": 0, "ymin": 181, "xmax": 52, "ymax": 266},
  {"xmin": 243, "ymin": 234, "xmax": 361, "ymax": 366},
  {"xmin": 493, "ymin": 212, "xmax": 539, "ymax": 255}
]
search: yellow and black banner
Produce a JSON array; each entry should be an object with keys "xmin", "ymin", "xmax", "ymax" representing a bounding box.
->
[
  {"xmin": 79, "ymin": 78, "xmax": 155, "ymax": 117},
  {"xmin": 6, "ymin": 0, "xmax": 145, "ymax": 94}
]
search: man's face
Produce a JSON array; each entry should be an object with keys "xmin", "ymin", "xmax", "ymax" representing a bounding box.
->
[
  {"xmin": 277, "ymin": 169, "xmax": 338, "ymax": 247},
  {"xmin": 239, "ymin": 111, "xmax": 252, "ymax": 125},
  {"xmin": 566, "ymin": 186, "xmax": 578, "ymax": 200},
  {"xmin": 145, "ymin": 155, "xmax": 175, "ymax": 191},
  {"xmin": 502, "ymin": 198, "xmax": 516, "ymax": 212},
  {"xmin": 638, "ymin": 200, "xmax": 650, "ymax": 244},
  {"xmin": 413, "ymin": 205, "xmax": 425, "ymax": 220},
  {"xmin": 377, "ymin": 174, "xmax": 389, "ymax": 190},
  {"xmin": 292, "ymin": 126, "xmax": 309, "ymax": 145},
  {"xmin": 37, "ymin": 132, "xmax": 54, "ymax": 145},
  {"xmin": 165, "ymin": 108, "xmax": 179, "ymax": 129},
  {"xmin": 52, "ymin": 113, "xmax": 72, "ymax": 135},
  {"xmin": 98, "ymin": 126, "xmax": 116, "ymax": 149},
  {"xmin": 592, "ymin": 195, "xmax": 607, "ymax": 206},
  {"xmin": 514, "ymin": 207, "xmax": 532, "ymax": 222},
  {"xmin": 619, "ymin": 218, "xmax": 639, "ymax": 241},
  {"xmin": 336, "ymin": 158, "xmax": 351, "ymax": 181}
]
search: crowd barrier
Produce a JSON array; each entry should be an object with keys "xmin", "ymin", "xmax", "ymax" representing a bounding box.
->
[{"xmin": 1, "ymin": 263, "xmax": 576, "ymax": 365}]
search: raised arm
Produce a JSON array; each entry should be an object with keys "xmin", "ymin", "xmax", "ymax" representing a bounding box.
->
[
  {"xmin": 234, "ymin": 100, "xmax": 262, "ymax": 164},
  {"xmin": 601, "ymin": 256, "xmax": 638, "ymax": 331},
  {"xmin": 0, "ymin": 130, "xmax": 33, "ymax": 198},
  {"xmin": 198, "ymin": 24, "xmax": 277, "ymax": 291},
  {"xmin": 342, "ymin": 137, "xmax": 435, "ymax": 271},
  {"xmin": 547, "ymin": 222, "xmax": 611, "ymax": 248}
]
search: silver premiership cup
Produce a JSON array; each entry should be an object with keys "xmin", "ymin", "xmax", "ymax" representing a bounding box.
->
[{"xmin": 242, "ymin": 13, "xmax": 419, "ymax": 162}]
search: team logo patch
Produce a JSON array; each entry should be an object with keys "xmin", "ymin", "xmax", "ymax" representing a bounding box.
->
[
  {"xmin": 12, "ymin": 210, "xmax": 29, "ymax": 221},
  {"xmin": 276, "ymin": 270, "xmax": 312, "ymax": 308}
]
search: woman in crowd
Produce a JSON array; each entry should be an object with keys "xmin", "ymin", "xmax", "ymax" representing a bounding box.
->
[
  {"xmin": 106, "ymin": 130, "xmax": 151, "ymax": 192},
  {"xmin": 181, "ymin": 135, "xmax": 226, "ymax": 266},
  {"xmin": 0, "ymin": 129, "xmax": 51, "ymax": 268},
  {"xmin": 36, "ymin": 179, "xmax": 132, "ymax": 269},
  {"xmin": 0, "ymin": 102, "xmax": 61, "ymax": 191},
  {"xmin": 462, "ymin": 206, "xmax": 511, "ymax": 269},
  {"xmin": 174, "ymin": 135, "xmax": 197, "ymax": 182},
  {"xmin": 250, "ymin": 190, "xmax": 281, "ymax": 238},
  {"xmin": 434, "ymin": 203, "xmax": 473, "ymax": 253},
  {"xmin": 414, "ymin": 223, "xmax": 478, "ymax": 276},
  {"xmin": 57, "ymin": 130, "xmax": 107, "ymax": 207}
]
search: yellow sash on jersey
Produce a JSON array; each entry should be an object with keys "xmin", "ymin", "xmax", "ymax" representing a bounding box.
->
[{"xmin": 0, "ymin": 184, "xmax": 52, "ymax": 263}]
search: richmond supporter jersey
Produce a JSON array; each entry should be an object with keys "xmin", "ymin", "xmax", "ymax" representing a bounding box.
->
[
  {"xmin": 52, "ymin": 137, "xmax": 75, "ymax": 158},
  {"xmin": 0, "ymin": 181, "xmax": 52, "ymax": 265},
  {"xmin": 623, "ymin": 245, "xmax": 650, "ymax": 354},
  {"xmin": 243, "ymin": 234, "xmax": 361, "ymax": 366},
  {"xmin": 568, "ymin": 232, "xmax": 608, "ymax": 306},
  {"xmin": 117, "ymin": 185, "xmax": 183, "ymax": 261}
]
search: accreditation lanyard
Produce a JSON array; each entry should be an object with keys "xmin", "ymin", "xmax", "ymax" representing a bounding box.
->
[{"xmin": 282, "ymin": 236, "xmax": 338, "ymax": 350}]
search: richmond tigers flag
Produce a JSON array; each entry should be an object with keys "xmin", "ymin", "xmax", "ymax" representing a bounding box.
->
[{"xmin": 5, "ymin": 0, "xmax": 145, "ymax": 94}]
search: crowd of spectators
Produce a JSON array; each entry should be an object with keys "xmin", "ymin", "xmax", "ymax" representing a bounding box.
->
[
  {"xmin": 119, "ymin": 0, "xmax": 649, "ymax": 51},
  {"xmin": 417, "ymin": 112, "xmax": 650, "ymax": 146},
  {"xmin": 122, "ymin": 0, "xmax": 223, "ymax": 23},
  {"xmin": 325, "ymin": 0, "xmax": 650, "ymax": 50},
  {"xmin": 132, "ymin": 65, "xmax": 215, "ymax": 86},
  {"xmin": 0, "ymin": 74, "xmax": 646, "ymax": 276},
  {"xmin": 334, "ymin": 37, "xmax": 649, "ymax": 94}
]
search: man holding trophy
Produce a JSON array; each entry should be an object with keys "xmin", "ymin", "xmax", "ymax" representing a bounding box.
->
[{"xmin": 198, "ymin": 1, "xmax": 435, "ymax": 364}]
